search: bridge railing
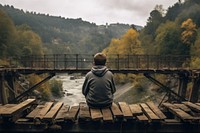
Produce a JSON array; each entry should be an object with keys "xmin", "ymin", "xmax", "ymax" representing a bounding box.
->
[{"xmin": 13, "ymin": 54, "xmax": 193, "ymax": 70}]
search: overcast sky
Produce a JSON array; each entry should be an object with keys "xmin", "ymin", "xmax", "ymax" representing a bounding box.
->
[{"xmin": 0, "ymin": 0, "xmax": 178, "ymax": 26}]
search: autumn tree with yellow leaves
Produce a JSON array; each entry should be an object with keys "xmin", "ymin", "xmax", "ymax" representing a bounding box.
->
[
  {"xmin": 181, "ymin": 18, "xmax": 197, "ymax": 46},
  {"xmin": 103, "ymin": 28, "xmax": 143, "ymax": 55}
]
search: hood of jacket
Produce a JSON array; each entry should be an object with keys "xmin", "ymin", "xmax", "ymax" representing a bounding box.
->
[{"xmin": 91, "ymin": 66, "xmax": 108, "ymax": 77}]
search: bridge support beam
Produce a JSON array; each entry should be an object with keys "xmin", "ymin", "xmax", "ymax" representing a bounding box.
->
[
  {"xmin": 5, "ymin": 72, "xmax": 16, "ymax": 102},
  {"xmin": 11, "ymin": 73, "xmax": 55, "ymax": 103},
  {"xmin": 178, "ymin": 74, "xmax": 189, "ymax": 99},
  {"xmin": 144, "ymin": 73, "xmax": 186, "ymax": 102},
  {"xmin": 0, "ymin": 72, "xmax": 8, "ymax": 104},
  {"xmin": 189, "ymin": 76, "xmax": 200, "ymax": 102}
]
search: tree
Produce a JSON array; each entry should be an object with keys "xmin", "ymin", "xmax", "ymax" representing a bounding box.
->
[
  {"xmin": 120, "ymin": 29, "xmax": 143, "ymax": 55},
  {"xmin": 103, "ymin": 29, "xmax": 143, "ymax": 55},
  {"xmin": 143, "ymin": 9, "xmax": 163, "ymax": 38},
  {"xmin": 16, "ymin": 24, "xmax": 44, "ymax": 56},
  {"xmin": 155, "ymin": 21, "xmax": 189, "ymax": 55},
  {"xmin": 181, "ymin": 18, "xmax": 197, "ymax": 46},
  {"xmin": 0, "ymin": 9, "xmax": 17, "ymax": 57}
]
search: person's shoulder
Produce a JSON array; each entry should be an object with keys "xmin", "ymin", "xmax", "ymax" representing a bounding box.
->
[
  {"xmin": 106, "ymin": 70, "xmax": 114, "ymax": 75},
  {"xmin": 85, "ymin": 71, "xmax": 93, "ymax": 77}
]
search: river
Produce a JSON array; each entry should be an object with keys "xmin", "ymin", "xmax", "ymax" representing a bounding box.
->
[{"xmin": 55, "ymin": 75, "xmax": 86, "ymax": 106}]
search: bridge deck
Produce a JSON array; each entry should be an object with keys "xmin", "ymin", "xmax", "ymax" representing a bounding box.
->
[{"xmin": 1, "ymin": 99, "xmax": 200, "ymax": 132}]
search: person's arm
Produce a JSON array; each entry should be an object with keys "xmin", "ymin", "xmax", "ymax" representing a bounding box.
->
[
  {"xmin": 82, "ymin": 76, "xmax": 89, "ymax": 96},
  {"xmin": 111, "ymin": 75, "xmax": 116, "ymax": 94}
]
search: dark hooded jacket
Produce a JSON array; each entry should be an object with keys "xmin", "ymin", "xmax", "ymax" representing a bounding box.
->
[{"xmin": 82, "ymin": 66, "xmax": 116, "ymax": 108}]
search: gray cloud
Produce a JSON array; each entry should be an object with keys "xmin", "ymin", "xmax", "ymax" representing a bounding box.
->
[{"xmin": 0, "ymin": 0, "xmax": 178, "ymax": 26}]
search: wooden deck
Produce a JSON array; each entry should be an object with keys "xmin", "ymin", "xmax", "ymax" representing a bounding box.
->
[{"xmin": 1, "ymin": 99, "xmax": 200, "ymax": 132}]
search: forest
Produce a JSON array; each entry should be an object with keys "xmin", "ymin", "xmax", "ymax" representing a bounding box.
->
[
  {"xmin": 102, "ymin": 0, "xmax": 200, "ymax": 102},
  {"xmin": 1, "ymin": 0, "xmax": 200, "ymax": 101},
  {"xmin": 0, "ymin": 4, "xmax": 142, "ymax": 57}
]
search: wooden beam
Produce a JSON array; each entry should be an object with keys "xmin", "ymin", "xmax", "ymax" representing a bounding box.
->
[
  {"xmin": 140, "ymin": 103, "xmax": 160, "ymax": 121},
  {"xmin": 129, "ymin": 103, "xmax": 148, "ymax": 122},
  {"xmin": 182, "ymin": 102, "xmax": 200, "ymax": 113},
  {"xmin": 129, "ymin": 104, "xmax": 143, "ymax": 116},
  {"xmin": 43, "ymin": 102, "xmax": 63, "ymax": 121},
  {"xmin": 174, "ymin": 104, "xmax": 191, "ymax": 113},
  {"xmin": 118, "ymin": 102, "xmax": 133, "ymax": 119},
  {"xmin": 13, "ymin": 73, "xmax": 55, "ymax": 102},
  {"xmin": 101, "ymin": 108, "xmax": 113, "ymax": 122},
  {"xmin": 79, "ymin": 102, "xmax": 90, "ymax": 121},
  {"xmin": 90, "ymin": 108, "xmax": 103, "ymax": 120},
  {"xmin": 178, "ymin": 75, "xmax": 188, "ymax": 99},
  {"xmin": 0, "ymin": 73, "xmax": 7, "ymax": 104},
  {"xmin": 0, "ymin": 99, "xmax": 36, "ymax": 116},
  {"xmin": 189, "ymin": 77, "xmax": 200, "ymax": 102},
  {"xmin": 35, "ymin": 102, "xmax": 53, "ymax": 119},
  {"xmin": 146, "ymin": 101, "xmax": 166, "ymax": 119},
  {"xmin": 162, "ymin": 103, "xmax": 178, "ymax": 109},
  {"xmin": 65, "ymin": 106, "xmax": 79, "ymax": 122},
  {"xmin": 55, "ymin": 105, "xmax": 69, "ymax": 121},
  {"xmin": 26, "ymin": 105, "xmax": 44, "ymax": 119},
  {"xmin": 137, "ymin": 115, "xmax": 149, "ymax": 122},
  {"xmin": 0, "ymin": 104, "xmax": 17, "ymax": 114},
  {"xmin": 162, "ymin": 103, "xmax": 194, "ymax": 121},
  {"xmin": 110, "ymin": 103, "xmax": 123, "ymax": 118}
]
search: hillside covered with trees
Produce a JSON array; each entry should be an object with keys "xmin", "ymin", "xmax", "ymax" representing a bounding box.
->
[
  {"xmin": 104, "ymin": 0, "xmax": 200, "ymax": 69},
  {"xmin": 103, "ymin": 0, "xmax": 200, "ymax": 103},
  {"xmin": 0, "ymin": 4, "xmax": 142, "ymax": 55}
]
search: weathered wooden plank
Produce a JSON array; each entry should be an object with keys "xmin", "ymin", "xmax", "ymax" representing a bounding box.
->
[
  {"xmin": 43, "ymin": 102, "xmax": 63, "ymax": 121},
  {"xmin": 146, "ymin": 101, "xmax": 166, "ymax": 119},
  {"xmin": 90, "ymin": 108, "xmax": 103, "ymax": 120},
  {"xmin": 26, "ymin": 105, "xmax": 44, "ymax": 119},
  {"xmin": 136, "ymin": 114, "xmax": 149, "ymax": 121},
  {"xmin": 174, "ymin": 104, "xmax": 191, "ymax": 113},
  {"xmin": 196, "ymin": 103, "xmax": 200, "ymax": 106},
  {"xmin": 110, "ymin": 103, "xmax": 123, "ymax": 118},
  {"xmin": 171, "ymin": 108, "xmax": 193, "ymax": 120},
  {"xmin": 79, "ymin": 102, "xmax": 90, "ymax": 121},
  {"xmin": 101, "ymin": 108, "xmax": 113, "ymax": 122},
  {"xmin": 129, "ymin": 104, "xmax": 143, "ymax": 116},
  {"xmin": 0, "ymin": 104, "xmax": 17, "ymax": 114},
  {"xmin": 65, "ymin": 106, "xmax": 79, "ymax": 122},
  {"xmin": 118, "ymin": 102, "xmax": 133, "ymax": 119},
  {"xmin": 0, "ymin": 99, "xmax": 36, "ymax": 116},
  {"xmin": 129, "ymin": 103, "xmax": 148, "ymax": 121},
  {"xmin": 162, "ymin": 103, "xmax": 194, "ymax": 121},
  {"xmin": 55, "ymin": 105, "xmax": 69, "ymax": 121},
  {"xmin": 140, "ymin": 103, "xmax": 160, "ymax": 121},
  {"xmin": 35, "ymin": 102, "xmax": 53, "ymax": 119},
  {"xmin": 162, "ymin": 103, "xmax": 178, "ymax": 109},
  {"xmin": 183, "ymin": 102, "xmax": 200, "ymax": 113}
]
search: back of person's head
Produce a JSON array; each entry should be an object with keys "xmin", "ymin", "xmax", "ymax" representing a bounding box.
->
[{"xmin": 94, "ymin": 53, "xmax": 106, "ymax": 65}]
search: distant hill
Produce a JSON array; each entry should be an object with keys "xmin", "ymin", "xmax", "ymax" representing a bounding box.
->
[{"xmin": 0, "ymin": 4, "xmax": 143, "ymax": 54}]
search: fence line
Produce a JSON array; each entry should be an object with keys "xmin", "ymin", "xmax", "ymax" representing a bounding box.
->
[{"xmin": 7, "ymin": 54, "xmax": 194, "ymax": 70}]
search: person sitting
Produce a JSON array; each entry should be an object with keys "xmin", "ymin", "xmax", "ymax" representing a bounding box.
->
[{"xmin": 82, "ymin": 53, "xmax": 116, "ymax": 108}]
